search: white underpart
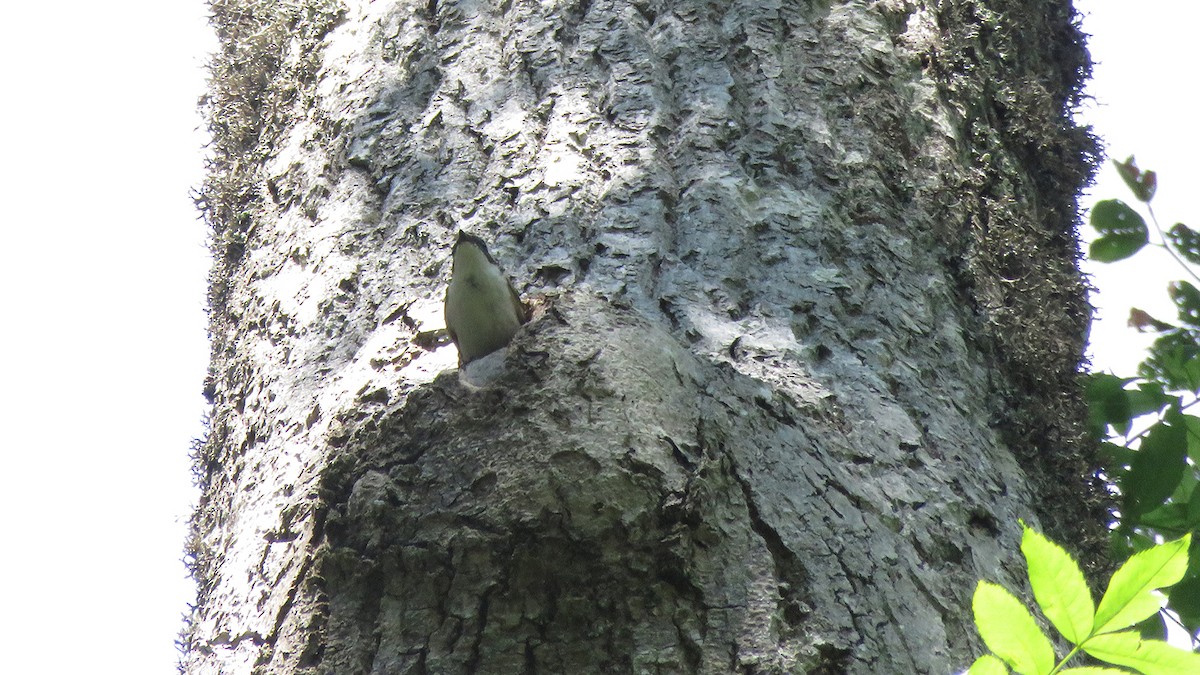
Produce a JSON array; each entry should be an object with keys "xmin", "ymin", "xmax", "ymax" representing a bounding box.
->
[{"xmin": 444, "ymin": 243, "xmax": 522, "ymax": 363}]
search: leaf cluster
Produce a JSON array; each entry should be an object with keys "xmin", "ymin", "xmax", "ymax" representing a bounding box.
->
[
  {"xmin": 969, "ymin": 525, "xmax": 1197, "ymax": 674},
  {"xmin": 1086, "ymin": 157, "xmax": 1200, "ymax": 637}
]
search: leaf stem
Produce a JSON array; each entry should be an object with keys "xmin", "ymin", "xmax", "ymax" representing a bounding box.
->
[
  {"xmin": 1047, "ymin": 641, "xmax": 1084, "ymax": 674},
  {"xmin": 1148, "ymin": 203, "xmax": 1200, "ymax": 287}
]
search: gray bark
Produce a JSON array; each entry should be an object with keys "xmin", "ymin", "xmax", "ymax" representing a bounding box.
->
[{"xmin": 185, "ymin": 0, "xmax": 1100, "ymax": 673}]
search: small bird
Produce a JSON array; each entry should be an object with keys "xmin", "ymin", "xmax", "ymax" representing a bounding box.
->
[{"xmin": 444, "ymin": 231, "xmax": 528, "ymax": 365}]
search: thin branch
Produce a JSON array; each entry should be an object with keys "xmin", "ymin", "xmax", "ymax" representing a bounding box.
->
[{"xmin": 1148, "ymin": 203, "xmax": 1200, "ymax": 287}]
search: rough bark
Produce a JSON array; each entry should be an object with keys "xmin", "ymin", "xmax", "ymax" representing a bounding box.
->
[{"xmin": 185, "ymin": 0, "xmax": 1099, "ymax": 673}]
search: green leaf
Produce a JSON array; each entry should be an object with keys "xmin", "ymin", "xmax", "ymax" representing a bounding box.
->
[
  {"xmin": 1183, "ymin": 416, "xmax": 1200, "ymax": 465},
  {"xmin": 1187, "ymin": 535, "xmax": 1200, "ymax": 575},
  {"xmin": 968, "ymin": 654, "xmax": 1011, "ymax": 675},
  {"xmin": 1167, "ymin": 223, "xmax": 1200, "ymax": 265},
  {"xmin": 1131, "ymin": 531, "xmax": 1160, "ymax": 553},
  {"xmin": 1082, "ymin": 630, "xmax": 1200, "ymax": 674},
  {"xmin": 1086, "ymin": 374, "xmax": 1135, "ymax": 437},
  {"xmin": 1110, "ymin": 530, "xmax": 1163, "ymax": 568},
  {"xmin": 1082, "ymin": 378, "xmax": 1175, "ymax": 439},
  {"xmin": 1170, "ymin": 469, "xmax": 1198, "ymax": 504},
  {"xmin": 1113, "ymin": 156, "xmax": 1157, "ymax": 202},
  {"xmin": 1141, "ymin": 338, "xmax": 1200, "ymax": 392},
  {"xmin": 1021, "ymin": 525, "xmax": 1094, "ymax": 644},
  {"xmin": 1186, "ymin": 490, "xmax": 1200, "ymax": 528},
  {"xmin": 1090, "ymin": 235, "xmax": 1148, "ymax": 263},
  {"xmin": 1110, "ymin": 530, "xmax": 1137, "ymax": 561},
  {"xmin": 1125, "ymin": 382, "xmax": 1175, "ymax": 419},
  {"xmin": 1090, "ymin": 200, "xmax": 1148, "ymax": 262},
  {"xmin": 1099, "ymin": 441, "xmax": 1134, "ymax": 473},
  {"xmin": 973, "ymin": 581, "xmax": 1055, "ymax": 675},
  {"xmin": 1136, "ymin": 503, "xmax": 1189, "ymax": 533},
  {"xmin": 1166, "ymin": 575, "xmax": 1200, "ymax": 635},
  {"xmin": 1057, "ymin": 668, "xmax": 1135, "ymax": 674},
  {"xmin": 1094, "ymin": 534, "xmax": 1191, "ymax": 634},
  {"xmin": 1135, "ymin": 611, "xmax": 1166, "ymax": 640},
  {"xmin": 1169, "ymin": 281, "xmax": 1200, "ymax": 330},
  {"xmin": 1123, "ymin": 421, "xmax": 1187, "ymax": 520}
]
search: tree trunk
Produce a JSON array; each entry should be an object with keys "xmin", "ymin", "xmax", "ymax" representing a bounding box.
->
[{"xmin": 184, "ymin": 0, "xmax": 1101, "ymax": 672}]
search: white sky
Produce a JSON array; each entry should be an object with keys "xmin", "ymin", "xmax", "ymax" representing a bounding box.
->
[
  {"xmin": 0, "ymin": 2, "xmax": 213, "ymax": 671},
  {"xmin": 0, "ymin": 1, "xmax": 1193, "ymax": 672}
]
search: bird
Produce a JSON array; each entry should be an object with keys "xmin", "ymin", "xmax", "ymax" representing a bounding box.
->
[{"xmin": 444, "ymin": 231, "xmax": 528, "ymax": 365}]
